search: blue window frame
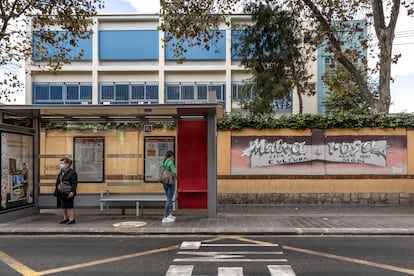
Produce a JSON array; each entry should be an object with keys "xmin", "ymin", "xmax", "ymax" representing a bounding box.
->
[
  {"xmin": 99, "ymin": 83, "xmax": 159, "ymax": 104},
  {"xmin": 231, "ymin": 83, "xmax": 253, "ymax": 100},
  {"xmin": 80, "ymin": 85, "xmax": 92, "ymax": 100},
  {"xmin": 132, "ymin": 85, "xmax": 145, "ymax": 99},
  {"xmin": 197, "ymin": 85, "xmax": 207, "ymax": 100},
  {"xmin": 181, "ymin": 85, "xmax": 194, "ymax": 100},
  {"xmin": 33, "ymin": 83, "xmax": 92, "ymax": 104},
  {"xmin": 50, "ymin": 86, "xmax": 62, "ymax": 100},
  {"xmin": 67, "ymin": 85, "xmax": 79, "ymax": 100},
  {"xmin": 165, "ymin": 82, "xmax": 225, "ymax": 104},
  {"xmin": 208, "ymin": 85, "xmax": 225, "ymax": 102},
  {"xmin": 146, "ymin": 85, "xmax": 158, "ymax": 100},
  {"xmin": 34, "ymin": 84, "xmax": 49, "ymax": 100},
  {"xmin": 115, "ymin": 84, "xmax": 129, "ymax": 101},
  {"xmin": 166, "ymin": 85, "xmax": 180, "ymax": 100},
  {"xmin": 101, "ymin": 85, "xmax": 115, "ymax": 100}
]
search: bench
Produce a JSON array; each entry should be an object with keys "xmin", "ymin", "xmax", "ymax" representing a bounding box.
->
[{"xmin": 99, "ymin": 191, "xmax": 176, "ymax": 216}]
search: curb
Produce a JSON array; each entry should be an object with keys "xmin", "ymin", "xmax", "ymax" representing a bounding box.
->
[{"xmin": 1, "ymin": 227, "xmax": 414, "ymax": 236}]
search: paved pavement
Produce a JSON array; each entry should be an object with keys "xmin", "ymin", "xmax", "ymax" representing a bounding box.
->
[{"xmin": 0, "ymin": 204, "xmax": 413, "ymax": 235}]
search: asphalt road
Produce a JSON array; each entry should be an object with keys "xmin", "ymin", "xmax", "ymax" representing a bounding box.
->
[{"xmin": 0, "ymin": 235, "xmax": 413, "ymax": 275}]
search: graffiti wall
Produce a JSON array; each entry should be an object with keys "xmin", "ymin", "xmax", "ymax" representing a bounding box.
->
[{"xmin": 231, "ymin": 134, "xmax": 407, "ymax": 175}]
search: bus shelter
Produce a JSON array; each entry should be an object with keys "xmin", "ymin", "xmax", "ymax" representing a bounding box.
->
[{"xmin": 0, "ymin": 103, "xmax": 223, "ymax": 222}]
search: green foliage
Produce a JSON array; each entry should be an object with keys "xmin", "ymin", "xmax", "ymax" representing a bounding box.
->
[
  {"xmin": 43, "ymin": 121, "xmax": 176, "ymax": 131},
  {"xmin": 234, "ymin": 3, "xmax": 311, "ymax": 114},
  {"xmin": 0, "ymin": 0, "xmax": 103, "ymax": 101},
  {"xmin": 323, "ymin": 63, "xmax": 371, "ymax": 114},
  {"xmin": 217, "ymin": 112, "xmax": 414, "ymax": 130},
  {"xmin": 43, "ymin": 113, "xmax": 414, "ymax": 131}
]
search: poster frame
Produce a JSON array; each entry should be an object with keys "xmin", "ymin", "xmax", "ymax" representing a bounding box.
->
[
  {"xmin": 144, "ymin": 136, "xmax": 175, "ymax": 183},
  {"xmin": 73, "ymin": 136, "xmax": 105, "ymax": 183}
]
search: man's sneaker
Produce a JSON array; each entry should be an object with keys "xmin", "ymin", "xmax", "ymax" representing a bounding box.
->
[
  {"xmin": 162, "ymin": 216, "xmax": 174, "ymax": 223},
  {"xmin": 168, "ymin": 214, "xmax": 176, "ymax": 220}
]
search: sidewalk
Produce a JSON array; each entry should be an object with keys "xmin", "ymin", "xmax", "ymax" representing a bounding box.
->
[{"xmin": 0, "ymin": 204, "xmax": 413, "ymax": 235}]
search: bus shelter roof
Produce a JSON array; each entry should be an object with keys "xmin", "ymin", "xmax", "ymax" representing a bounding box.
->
[{"xmin": 0, "ymin": 103, "xmax": 224, "ymax": 122}]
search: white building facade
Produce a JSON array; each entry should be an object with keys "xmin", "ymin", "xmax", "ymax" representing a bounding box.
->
[{"xmin": 26, "ymin": 14, "xmax": 319, "ymax": 114}]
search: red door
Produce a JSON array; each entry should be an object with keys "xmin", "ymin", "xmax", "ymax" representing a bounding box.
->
[{"xmin": 177, "ymin": 120, "xmax": 208, "ymax": 209}]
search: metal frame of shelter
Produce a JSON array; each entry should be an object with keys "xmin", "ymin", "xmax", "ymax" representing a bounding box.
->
[{"xmin": 0, "ymin": 103, "xmax": 223, "ymax": 222}]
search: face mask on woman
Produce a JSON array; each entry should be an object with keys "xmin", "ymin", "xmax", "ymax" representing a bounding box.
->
[{"xmin": 60, "ymin": 163, "xmax": 65, "ymax": 170}]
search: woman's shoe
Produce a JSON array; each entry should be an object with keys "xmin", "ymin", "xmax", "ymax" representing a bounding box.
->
[
  {"xmin": 59, "ymin": 219, "xmax": 69, "ymax": 224},
  {"xmin": 66, "ymin": 220, "xmax": 76, "ymax": 225}
]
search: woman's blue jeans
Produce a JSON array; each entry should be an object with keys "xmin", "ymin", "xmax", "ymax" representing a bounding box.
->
[{"xmin": 163, "ymin": 182, "xmax": 175, "ymax": 217}]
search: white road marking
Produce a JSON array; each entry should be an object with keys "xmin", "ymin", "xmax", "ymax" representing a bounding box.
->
[
  {"xmin": 174, "ymin": 258, "xmax": 287, "ymax": 262},
  {"xmin": 166, "ymin": 265, "xmax": 194, "ymax": 276},
  {"xmin": 166, "ymin": 265, "xmax": 297, "ymax": 276},
  {"xmin": 268, "ymin": 265, "xmax": 297, "ymax": 276},
  {"xmin": 202, "ymin": 244, "xmax": 279, "ymax": 247},
  {"xmin": 218, "ymin": 267, "xmax": 244, "ymax": 276},
  {"xmin": 172, "ymin": 240, "xmax": 294, "ymax": 275},
  {"xmin": 180, "ymin": 242, "xmax": 201, "ymax": 250},
  {"xmin": 174, "ymin": 250, "xmax": 287, "ymax": 262},
  {"xmin": 178, "ymin": 251, "xmax": 283, "ymax": 255}
]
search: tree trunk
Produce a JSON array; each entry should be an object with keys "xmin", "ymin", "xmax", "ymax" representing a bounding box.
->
[
  {"xmin": 301, "ymin": 0, "xmax": 401, "ymax": 114},
  {"xmin": 296, "ymin": 86, "xmax": 303, "ymax": 114},
  {"xmin": 372, "ymin": 0, "xmax": 400, "ymax": 113}
]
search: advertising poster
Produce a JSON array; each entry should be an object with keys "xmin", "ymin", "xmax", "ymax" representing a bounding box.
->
[
  {"xmin": 231, "ymin": 135, "xmax": 407, "ymax": 175},
  {"xmin": 74, "ymin": 137, "xmax": 104, "ymax": 182},
  {"xmin": 144, "ymin": 137, "xmax": 175, "ymax": 182},
  {"xmin": 1, "ymin": 133, "xmax": 33, "ymax": 210}
]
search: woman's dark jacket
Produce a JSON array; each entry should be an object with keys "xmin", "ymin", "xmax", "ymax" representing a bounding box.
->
[{"xmin": 54, "ymin": 168, "xmax": 78, "ymax": 197}]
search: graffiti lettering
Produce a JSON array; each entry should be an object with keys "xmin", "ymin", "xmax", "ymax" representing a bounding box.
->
[
  {"xmin": 242, "ymin": 138, "xmax": 389, "ymax": 168},
  {"xmin": 328, "ymin": 140, "xmax": 388, "ymax": 159},
  {"xmin": 241, "ymin": 139, "xmax": 307, "ymax": 158}
]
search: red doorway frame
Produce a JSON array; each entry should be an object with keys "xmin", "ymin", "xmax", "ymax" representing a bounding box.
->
[{"xmin": 177, "ymin": 120, "xmax": 208, "ymax": 209}]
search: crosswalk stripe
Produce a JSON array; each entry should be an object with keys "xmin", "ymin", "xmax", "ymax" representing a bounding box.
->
[
  {"xmin": 178, "ymin": 251, "xmax": 283, "ymax": 255},
  {"xmin": 202, "ymin": 244, "xmax": 279, "ymax": 247},
  {"xmin": 218, "ymin": 267, "xmax": 243, "ymax": 276},
  {"xmin": 167, "ymin": 265, "xmax": 297, "ymax": 276},
  {"xmin": 166, "ymin": 265, "xmax": 194, "ymax": 276},
  {"xmin": 174, "ymin": 258, "xmax": 288, "ymax": 262},
  {"xmin": 180, "ymin": 242, "xmax": 201, "ymax": 249},
  {"xmin": 268, "ymin": 265, "xmax": 297, "ymax": 276}
]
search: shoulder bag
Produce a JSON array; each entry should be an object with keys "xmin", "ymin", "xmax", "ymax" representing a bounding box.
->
[{"xmin": 160, "ymin": 160, "xmax": 174, "ymax": 185}]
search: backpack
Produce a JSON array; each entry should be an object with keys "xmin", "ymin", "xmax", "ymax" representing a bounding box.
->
[{"xmin": 159, "ymin": 160, "xmax": 174, "ymax": 185}]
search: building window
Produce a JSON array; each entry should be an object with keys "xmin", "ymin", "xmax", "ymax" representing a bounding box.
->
[
  {"xmin": 80, "ymin": 85, "xmax": 92, "ymax": 100},
  {"xmin": 166, "ymin": 85, "xmax": 180, "ymax": 100},
  {"xmin": 231, "ymin": 83, "xmax": 253, "ymax": 112},
  {"xmin": 146, "ymin": 85, "xmax": 159, "ymax": 100},
  {"xmin": 181, "ymin": 85, "xmax": 194, "ymax": 100},
  {"xmin": 50, "ymin": 86, "xmax": 63, "ymax": 100},
  {"xmin": 101, "ymin": 85, "xmax": 115, "ymax": 100},
  {"xmin": 325, "ymin": 56, "xmax": 334, "ymax": 66},
  {"xmin": 67, "ymin": 85, "xmax": 79, "ymax": 100},
  {"xmin": 165, "ymin": 82, "xmax": 226, "ymax": 103},
  {"xmin": 99, "ymin": 82, "xmax": 159, "ymax": 104},
  {"xmin": 132, "ymin": 85, "xmax": 144, "ymax": 100},
  {"xmin": 197, "ymin": 85, "xmax": 207, "ymax": 100},
  {"xmin": 34, "ymin": 84, "xmax": 49, "ymax": 101},
  {"xmin": 208, "ymin": 85, "xmax": 225, "ymax": 102},
  {"xmin": 115, "ymin": 84, "xmax": 129, "ymax": 101},
  {"xmin": 305, "ymin": 83, "xmax": 316, "ymax": 92},
  {"xmin": 33, "ymin": 83, "xmax": 92, "ymax": 104}
]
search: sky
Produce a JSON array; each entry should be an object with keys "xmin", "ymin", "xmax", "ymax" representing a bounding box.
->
[{"xmin": 12, "ymin": 0, "xmax": 414, "ymax": 113}]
